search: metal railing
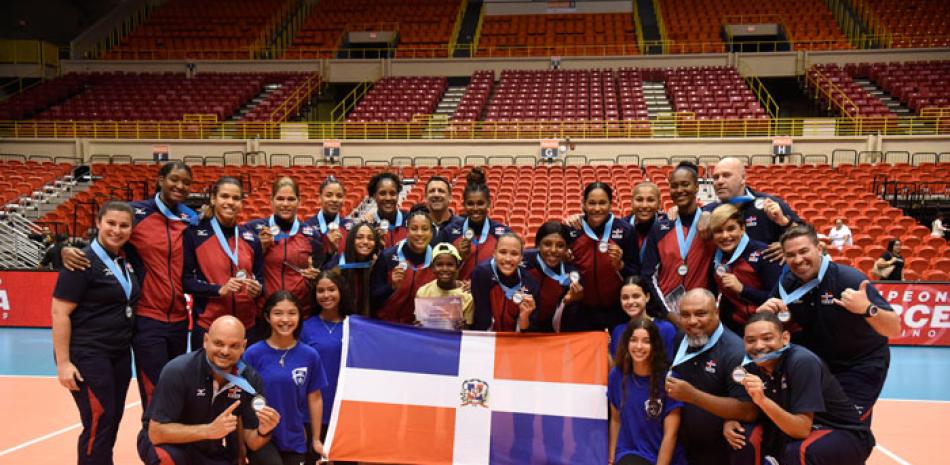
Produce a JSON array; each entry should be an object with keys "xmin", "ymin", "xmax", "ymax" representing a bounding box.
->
[
  {"xmin": 330, "ymin": 80, "xmax": 373, "ymax": 122},
  {"xmin": 805, "ymin": 67, "xmax": 859, "ymax": 118},
  {"xmin": 0, "ymin": 214, "xmax": 45, "ymax": 269},
  {"xmin": 737, "ymin": 61, "xmax": 780, "ymax": 119}
]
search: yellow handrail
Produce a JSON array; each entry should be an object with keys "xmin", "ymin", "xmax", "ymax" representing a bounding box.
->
[
  {"xmin": 632, "ymin": 0, "xmax": 645, "ymax": 54},
  {"xmin": 269, "ymin": 72, "xmax": 321, "ymax": 122},
  {"xmin": 651, "ymin": 0, "xmax": 667, "ymax": 53},
  {"xmin": 806, "ymin": 67, "xmax": 859, "ymax": 119},
  {"xmin": 330, "ymin": 80, "xmax": 372, "ymax": 122},
  {"xmin": 448, "ymin": 0, "xmax": 468, "ymax": 54},
  {"xmin": 471, "ymin": 3, "xmax": 487, "ymax": 55},
  {"xmin": 737, "ymin": 61, "xmax": 780, "ymax": 119}
]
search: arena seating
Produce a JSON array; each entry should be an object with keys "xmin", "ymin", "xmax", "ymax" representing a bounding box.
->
[
  {"xmin": 0, "ymin": 72, "xmax": 315, "ymax": 122},
  {"xmin": 283, "ymin": 0, "xmax": 462, "ymax": 58},
  {"xmin": 848, "ymin": 61, "xmax": 950, "ymax": 114},
  {"xmin": 859, "ymin": 0, "xmax": 950, "ymax": 48},
  {"xmin": 476, "ymin": 13, "xmax": 637, "ymax": 56},
  {"xmin": 33, "ymin": 161, "xmax": 948, "ymax": 277},
  {"xmin": 0, "ymin": 160, "xmax": 73, "ymax": 208},
  {"xmin": 451, "ymin": 70, "xmax": 495, "ymax": 124},
  {"xmin": 806, "ymin": 64, "xmax": 896, "ymax": 118},
  {"xmin": 104, "ymin": 0, "xmax": 290, "ymax": 59},
  {"xmin": 484, "ymin": 69, "xmax": 621, "ymax": 123},
  {"xmin": 657, "ymin": 0, "xmax": 850, "ymax": 53},
  {"xmin": 346, "ymin": 77, "xmax": 447, "ymax": 122},
  {"xmin": 663, "ymin": 66, "xmax": 767, "ymax": 118}
]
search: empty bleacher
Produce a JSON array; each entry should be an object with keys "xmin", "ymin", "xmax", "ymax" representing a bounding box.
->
[
  {"xmin": 476, "ymin": 13, "xmax": 638, "ymax": 56},
  {"xmin": 345, "ymin": 77, "xmax": 448, "ymax": 122},
  {"xmin": 854, "ymin": 61, "xmax": 950, "ymax": 115},
  {"xmin": 859, "ymin": 0, "xmax": 950, "ymax": 48}
]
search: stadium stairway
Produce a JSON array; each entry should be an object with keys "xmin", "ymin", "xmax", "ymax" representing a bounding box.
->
[
  {"xmin": 635, "ymin": 0, "xmax": 663, "ymax": 54},
  {"xmin": 643, "ymin": 80, "xmax": 676, "ymax": 136},
  {"xmin": 853, "ymin": 78, "xmax": 912, "ymax": 117},
  {"xmin": 229, "ymin": 82, "xmax": 285, "ymax": 121},
  {"xmin": 453, "ymin": 0, "xmax": 484, "ymax": 58}
]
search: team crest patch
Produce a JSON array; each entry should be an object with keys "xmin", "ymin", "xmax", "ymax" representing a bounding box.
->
[
  {"xmin": 197, "ymin": 229, "xmax": 209, "ymax": 236},
  {"xmin": 705, "ymin": 360, "xmax": 717, "ymax": 374},
  {"xmin": 292, "ymin": 367, "xmax": 308, "ymax": 386},
  {"xmin": 227, "ymin": 386, "xmax": 242, "ymax": 399},
  {"xmin": 660, "ymin": 224, "xmax": 671, "ymax": 231},
  {"xmin": 302, "ymin": 226, "xmax": 315, "ymax": 236},
  {"xmin": 135, "ymin": 208, "xmax": 147, "ymax": 216},
  {"xmin": 611, "ymin": 228, "xmax": 624, "ymax": 239},
  {"xmin": 344, "ymin": 222, "xmax": 354, "ymax": 231},
  {"xmin": 644, "ymin": 398, "xmax": 663, "ymax": 418},
  {"xmin": 242, "ymin": 232, "xmax": 256, "ymax": 241},
  {"xmin": 460, "ymin": 378, "xmax": 489, "ymax": 408},
  {"xmin": 745, "ymin": 216, "xmax": 758, "ymax": 227},
  {"xmin": 494, "ymin": 226, "xmax": 506, "ymax": 235},
  {"xmin": 821, "ymin": 292, "xmax": 835, "ymax": 305},
  {"xmin": 748, "ymin": 251, "xmax": 760, "ymax": 263}
]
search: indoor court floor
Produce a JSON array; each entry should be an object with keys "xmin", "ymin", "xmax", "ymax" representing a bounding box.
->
[{"xmin": 0, "ymin": 327, "xmax": 944, "ymax": 465}]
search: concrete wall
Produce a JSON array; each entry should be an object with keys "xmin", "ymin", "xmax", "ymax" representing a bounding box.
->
[{"xmin": 3, "ymin": 135, "xmax": 946, "ymax": 165}]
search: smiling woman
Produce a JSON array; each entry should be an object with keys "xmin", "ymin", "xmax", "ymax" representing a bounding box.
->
[{"xmin": 370, "ymin": 205, "xmax": 437, "ymax": 324}]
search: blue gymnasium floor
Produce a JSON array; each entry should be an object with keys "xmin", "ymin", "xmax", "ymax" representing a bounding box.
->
[{"xmin": 1, "ymin": 327, "xmax": 948, "ymax": 401}]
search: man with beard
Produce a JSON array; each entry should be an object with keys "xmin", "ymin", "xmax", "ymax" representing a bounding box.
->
[
  {"xmin": 664, "ymin": 289, "xmax": 757, "ymax": 465},
  {"xmin": 137, "ymin": 316, "xmax": 281, "ymax": 465},
  {"xmin": 703, "ymin": 157, "xmax": 804, "ymax": 262},
  {"xmin": 424, "ymin": 176, "xmax": 458, "ymax": 236},
  {"xmin": 724, "ymin": 312, "xmax": 874, "ymax": 465},
  {"xmin": 758, "ymin": 225, "xmax": 899, "ymax": 425}
]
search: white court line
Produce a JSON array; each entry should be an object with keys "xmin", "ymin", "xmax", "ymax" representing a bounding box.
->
[
  {"xmin": 0, "ymin": 401, "xmax": 141, "ymax": 457},
  {"xmin": 875, "ymin": 444, "xmax": 913, "ymax": 465}
]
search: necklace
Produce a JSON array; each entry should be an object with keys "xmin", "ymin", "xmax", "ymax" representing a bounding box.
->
[
  {"xmin": 269, "ymin": 340, "xmax": 296, "ymax": 367},
  {"xmin": 278, "ymin": 348, "xmax": 291, "ymax": 367},
  {"xmin": 320, "ymin": 316, "xmax": 342, "ymax": 335}
]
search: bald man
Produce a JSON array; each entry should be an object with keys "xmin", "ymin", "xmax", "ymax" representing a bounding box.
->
[
  {"xmin": 665, "ymin": 289, "xmax": 757, "ymax": 465},
  {"xmin": 703, "ymin": 157, "xmax": 804, "ymax": 262},
  {"xmin": 137, "ymin": 316, "xmax": 281, "ymax": 465}
]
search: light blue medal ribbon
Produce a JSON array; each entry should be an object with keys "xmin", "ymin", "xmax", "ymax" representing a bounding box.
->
[
  {"xmin": 375, "ymin": 210, "xmax": 404, "ymax": 230},
  {"xmin": 396, "ymin": 240, "xmax": 433, "ymax": 271},
  {"xmin": 207, "ymin": 359, "xmax": 257, "ymax": 395},
  {"xmin": 727, "ymin": 189, "xmax": 756, "ymax": 206},
  {"xmin": 91, "ymin": 239, "xmax": 133, "ymax": 303},
  {"xmin": 268, "ymin": 215, "xmax": 300, "ymax": 243},
  {"xmin": 490, "ymin": 258, "xmax": 524, "ymax": 301},
  {"xmin": 316, "ymin": 211, "xmax": 340, "ymax": 234},
  {"xmin": 671, "ymin": 322, "xmax": 724, "ymax": 369},
  {"xmin": 675, "ymin": 208, "xmax": 701, "ymax": 265},
  {"xmin": 210, "ymin": 217, "xmax": 240, "ymax": 268},
  {"xmin": 154, "ymin": 193, "xmax": 198, "ymax": 226},
  {"xmin": 581, "ymin": 214, "xmax": 615, "ymax": 251},
  {"xmin": 536, "ymin": 254, "xmax": 569, "ymax": 286},
  {"xmin": 713, "ymin": 233, "xmax": 750, "ymax": 269},
  {"xmin": 338, "ymin": 254, "xmax": 371, "ymax": 269},
  {"xmin": 778, "ymin": 255, "xmax": 830, "ymax": 304},
  {"xmin": 461, "ymin": 217, "xmax": 491, "ymax": 245},
  {"xmin": 741, "ymin": 344, "xmax": 791, "ymax": 367}
]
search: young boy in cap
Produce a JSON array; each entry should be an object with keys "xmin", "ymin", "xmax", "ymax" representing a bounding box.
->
[{"xmin": 415, "ymin": 243, "xmax": 474, "ymax": 328}]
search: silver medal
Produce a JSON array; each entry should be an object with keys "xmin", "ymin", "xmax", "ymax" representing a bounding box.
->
[
  {"xmin": 569, "ymin": 271, "xmax": 581, "ymax": 284},
  {"xmin": 378, "ymin": 219, "xmax": 390, "ymax": 231},
  {"xmin": 777, "ymin": 310, "xmax": 791, "ymax": 323},
  {"xmin": 677, "ymin": 264, "xmax": 688, "ymax": 276},
  {"xmin": 252, "ymin": 395, "xmax": 267, "ymax": 412},
  {"xmin": 512, "ymin": 292, "xmax": 524, "ymax": 304},
  {"xmin": 598, "ymin": 242, "xmax": 609, "ymax": 253},
  {"xmin": 269, "ymin": 225, "xmax": 281, "ymax": 236},
  {"xmin": 327, "ymin": 222, "xmax": 339, "ymax": 231},
  {"xmin": 754, "ymin": 197, "xmax": 767, "ymax": 209},
  {"xmin": 126, "ymin": 305, "xmax": 133, "ymax": 319},
  {"xmin": 731, "ymin": 366, "xmax": 747, "ymax": 383},
  {"xmin": 463, "ymin": 229, "xmax": 475, "ymax": 241},
  {"xmin": 397, "ymin": 261, "xmax": 409, "ymax": 271},
  {"xmin": 716, "ymin": 264, "xmax": 728, "ymax": 276},
  {"xmin": 235, "ymin": 269, "xmax": 248, "ymax": 280}
]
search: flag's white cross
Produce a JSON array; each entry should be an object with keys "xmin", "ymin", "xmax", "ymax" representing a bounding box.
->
[{"xmin": 327, "ymin": 329, "xmax": 607, "ymax": 465}]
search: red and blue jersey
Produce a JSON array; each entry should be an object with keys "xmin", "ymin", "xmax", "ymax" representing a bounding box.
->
[
  {"xmin": 183, "ymin": 218, "xmax": 264, "ymax": 331},
  {"xmin": 245, "ymin": 217, "xmax": 324, "ymax": 316},
  {"xmin": 305, "ymin": 211, "xmax": 353, "ymax": 256},
  {"xmin": 521, "ymin": 249, "xmax": 580, "ymax": 332},
  {"xmin": 708, "ymin": 239, "xmax": 782, "ymax": 334},
  {"xmin": 436, "ymin": 216, "xmax": 510, "ymax": 281},
  {"xmin": 375, "ymin": 209, "xmax": 409, "ymax": 249},
  {"xmin": 640, "ymin": 211, "xmax": 715, "ymax": 304},
  {"xmin": 126, "ymin": 198, "xmax": 190, "ymax": 323},
  {"xmin": 369, "ymin": 243, "xmax": 436, "ymax": 324},
  {"xmin": 701, "ymin": 187, "xmax": 803, "ymax": 244},
  {"xmin": 470, "ymin": 260, "xmax": 542, "ymax": 332},
  {"xmin": 564, "ymin": 215, "xmax": 640, "ymax": 311}
]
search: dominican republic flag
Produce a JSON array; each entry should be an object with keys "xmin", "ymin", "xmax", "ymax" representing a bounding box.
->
[{"xmin": 325, "ymin": 316, "xmax": 609, "ymax": 465}]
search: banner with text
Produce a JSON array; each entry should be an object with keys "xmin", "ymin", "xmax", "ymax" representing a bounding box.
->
[{"xmin": 877, "ymin": 282, "xmax": 950, "ymax": 346}]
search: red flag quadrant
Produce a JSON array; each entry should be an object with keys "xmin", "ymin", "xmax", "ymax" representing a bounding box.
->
[
  {"xmin": 0, "ymin": 271, "xmax": 57, "ymax": 327},
  {"xmin": 325, "ymin": 316, "xmax": 609, "ymax": 465},
  {"xmin": 877, "ymin": 282, "xmax": 950, "ymax": 346}
]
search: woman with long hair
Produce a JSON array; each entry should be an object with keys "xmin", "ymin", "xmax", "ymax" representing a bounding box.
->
[
  {"xmin": 609, "ymin": 318, "xmax": 686, "ymax": 465},
  {"xmin": 183, "ymin": 176, "xmax": 265, "ymax": 347},
  {"xmin": 522, "ymin": 221, "xmax": 583, "ymax": 332},
  {"xmin": 308, "ymin": 176, "xmax": 353, "ymax": 257},
  {"xmin": 873, "ymin": 239, "xmax": 904, "ymax": 281},
  {"xmin": 707, "ymin": 204, "xmax": 782, "ymax": 335},
  {"xmin": 609, "ymin": 276, "xmax": 677, "ymax": 362},
  {"xmin": 438, "ymin": 167, "xmax": 510, "ymax": 280},
  {"xmin": 323, "ymin": 221, "xmax": 381, "ymax": 318},
  {"xmin": 52, "ymin": 201, "xmax": 140, "ymax": 465},
  {"xmin": 471, "ymin": 232, "xmax": 541, "ymax": 332},
  {"xmin": 370, "ymin": 205, "xmax": 437, "ymax": 323},
  {"xmin": 243, "ymin": 291, "xmax": 328, "ymax": 464},
  {"xmin": 247, "ymin": 176, "xmax": 324, "ymax": 316}
]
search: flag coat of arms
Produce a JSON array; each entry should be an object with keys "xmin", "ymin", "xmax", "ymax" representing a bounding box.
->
[{"xmin": 325, "ymin": 316, "xmax": 609, "ymax": 465}]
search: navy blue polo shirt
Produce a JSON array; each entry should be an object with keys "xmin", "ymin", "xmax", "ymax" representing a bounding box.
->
[
  {"xmin": 146, "ymin": 349, "xmax": 263, "ymax": 461},
  {"xmin": 772, "ymin": 262, "xmax": 892, "ymax": 372},
  {"xmin": 743, "ymin": 345, "xmax": 871, "ymax": 455},
  {"xmin": 53, "ymin": 245, "xmax": 140, "ymax": 356},
  {"xmin": 702, "ymin": 188, "xmax": 803, "ymax": 244},
  {"xmin": 669, "ymin": 326, "xmax": 747, "ymax": 454}
]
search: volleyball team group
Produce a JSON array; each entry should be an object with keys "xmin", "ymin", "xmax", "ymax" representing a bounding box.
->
[{"xmin": 50, "ymin": 157, "xmax": 901, "ymax": 465}]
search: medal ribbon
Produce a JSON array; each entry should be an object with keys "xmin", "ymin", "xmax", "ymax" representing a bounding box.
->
[
  {"xmin": 461, "ymin": 217, "xmax": 491, "ymax": 245},
  {"xmin": 490, "ymin": 258, "xmax": 524, "ymax": 301},
  {"xmin": 536, "ymin": 254, "xmax": 569, "ymax": 286},
  {"xmin": 778, "ymin": 255, "xmax": 830, "ymax": 304},
  {"xmin": 210, "ymin": 217, "xmax": 240, "ymax": 267},
  {"xmin": 713, "ymin": 233, "xmax": 750, "ymax": 269},
  {"xmin": 741, "ymin": 344, "xmax": 791, "ymax": 367},
  {"xmin": 338, "ymin": 254, "xmax": 371, "ymax": 269},
  {"xmin": 268, "ymin": 215, "xmax": 300, "ymax": 242},
  {"xmin": 207, "ymin": 359, "xmax": 257, "ymax": 395},
  {"xmin": 727, "ymin": 189, "xmax": 756, "ymax": 206},
  {"xmin": 154, "ymin": 193, "xmax": 198, "ymax": 226},
  {"xmin": 675, "ymin": 208, "xmax": 701, "ymax": 263},
  {"xmin": 375, "ymin": 210, "xmax": 404, "ymax": 230},
  {"xmin": 396, "ymin": 240, "xmax": 433, "ymax": 271},
  {"xmin": 672, "ymin": 322, "xmax": 724, "ymax": 369},
  {"xmin": 581, "ymin": 214, "xmax": 615, "ymax": 251},
  {"xmin": 91, "ymin": 238, "xmax": 132, "ymax": 302}
]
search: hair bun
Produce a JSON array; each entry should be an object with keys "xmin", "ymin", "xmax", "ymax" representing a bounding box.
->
[{"xmin": 466, "ymin": 166, "xmax": 487, "ymax": 186}]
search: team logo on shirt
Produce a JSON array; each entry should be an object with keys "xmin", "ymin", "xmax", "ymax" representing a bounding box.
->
[
  {"xmin": 460, "ymin": 378, "xmax": 489, "ymax": 408},
  {"xmin": 644, "ymin": 398, "xmax": 663, "ymax": 418},
  {"xmin": 820, "ymin": 292, "xmax": 835, "ymax": 305},
  {"xmin": 344, "ymin": 222, "xmax": 354, "ymax": 231},
  {"xmin": 568, "ymin": 230, "xmax": 579, "ymax": 238},
  {"xmin": 451, "ymin": 227, "xmax": 462, "ymax": 235},
  {"xmin": 253, "ymin": 224, "xmax": 264, "ymax": 231},
  {"xmin": 195, "ymin": 388, "xmax": 207, "ymax": 397},
  {"xmin": 242, "ymin": 232, "xmax": 256, "ymax": 241},
  {"xmin": 302, "ymin": 226, "xmax": 315, "ymax": 236},
  {"xmin": 745, "ymin": 216, "xmax": 758, "ymax": 227},
  {"xmin": 611, "ymin": 228, "xmax": 623, "ymax": 239},
  {"xmin": 292, "ymin": 367, "xmax": 308, "ymax": 386},
  {"xmin": 227, "ymin": 386, "xmax": 242, "ymax": 399},
  {"xmin": 748, "ymin": 251, "xmax": 760, "ymax": 263},
  {"xmin": 197, "ymin": 229, "xmax": 209, "ymax": 237},
  {"xmin": 659, "ymin": 223, "xmax": 671, "ymax": 231},
  {"xmin": 705, "ymin": 360, "xmax": 717, "ymax": 374},
  {"xmin": 134, "ymin": 208, "xmax": 147, "ymax": 216},
  {"xmin": 494, "ymin": 226, "xmax": 506, "ymax": 235}
]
